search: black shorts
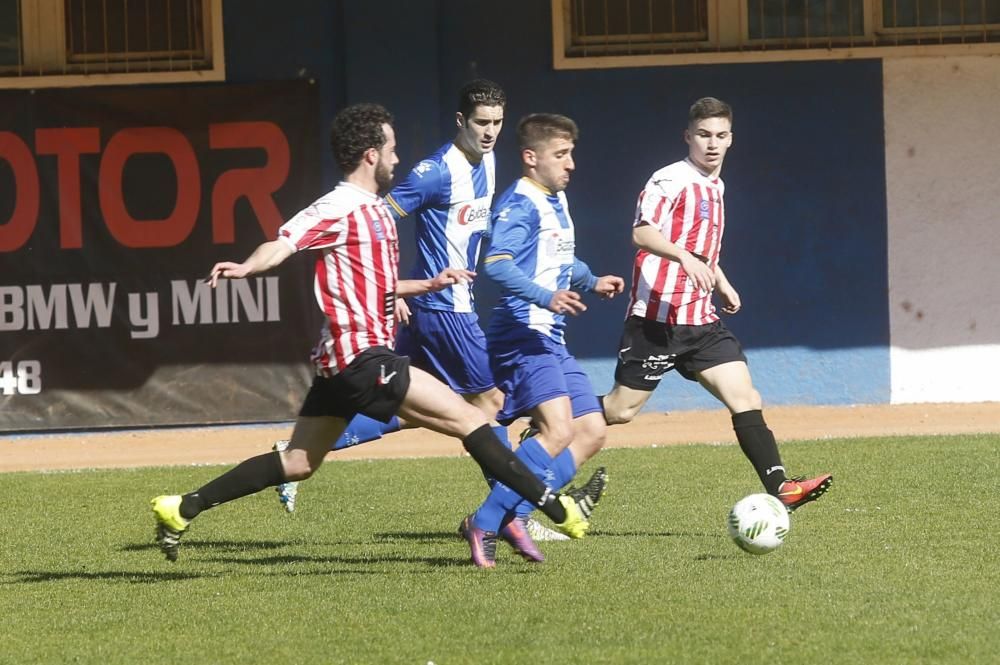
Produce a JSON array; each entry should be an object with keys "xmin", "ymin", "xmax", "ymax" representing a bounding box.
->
[
  {"xmin": 613, "ymin": 316, "xmax": 746, "ymax": 391},
  {"xmin": 299, "ymin": 347, "xmax": 411, "ymax": 422}
]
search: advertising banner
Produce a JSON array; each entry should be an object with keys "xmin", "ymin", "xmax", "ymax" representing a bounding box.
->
[{"xmin": 0, "ymin": 81, "xmax": 322, "ymax": 431}]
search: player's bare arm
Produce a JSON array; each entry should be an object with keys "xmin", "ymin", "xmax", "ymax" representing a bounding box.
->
[
  {"xmin": 594, "ymin": 275, "xmax": 625, "ymax": 298},
  {"xmin": 397, "ymin": 268, "xmax": 476, "ymax": 297},
  {"xmin": 208, "ymin": 239, "xmax": 295, "ymax": 287},
  {"xmin": 632, "ymin": 224, "xmax": 716, "ymax": 293},
  {"xmin": 715, "ymin": 265, "xmax": 741, "ymax": 314}
]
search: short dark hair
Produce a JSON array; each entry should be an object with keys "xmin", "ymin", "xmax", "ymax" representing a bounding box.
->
[
  {"xmin": 689, "ymin": 97, "xmax": 732, "ymax": 126},
  {"xmin": 329, "ymin": 103, "xmax": 394, "ymax": 174},
  {"xmin": 517, "ymin": 113, "xmax": 579, "ymax": 151},
  {"xmin": 458, "ymin": 79, "xmax": 506, "ymax": 118}
]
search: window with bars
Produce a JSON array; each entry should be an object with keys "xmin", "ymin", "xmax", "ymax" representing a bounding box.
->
[
  {"xmin": 0, "ymin": 0, "xmax": 223, "ymax": 87},
  {"xmin": 552, "ymin": 0, "xmax": 1000, "ymax": 66}
]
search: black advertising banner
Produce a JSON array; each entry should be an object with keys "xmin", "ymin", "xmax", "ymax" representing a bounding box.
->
[{"xmin": 0, "ymin": 81, "xmax": 322, "ymax": 431}]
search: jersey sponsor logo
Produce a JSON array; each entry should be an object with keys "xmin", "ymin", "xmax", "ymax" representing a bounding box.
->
[
  {"xmin": 371, "ymin": 217, "xmax": 386, "ymax": 240},
  {"xmin": 544, "ymin": 231, "xmax": 575, "ymax": 259},
  {"xmin": 457, "ymin": 203, "xmax": 491, "ymax": 226}
]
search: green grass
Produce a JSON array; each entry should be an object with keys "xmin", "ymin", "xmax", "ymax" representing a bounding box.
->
[{"xmin": 2, "ymin": 434, "xmax": 998, "ymax": 664}]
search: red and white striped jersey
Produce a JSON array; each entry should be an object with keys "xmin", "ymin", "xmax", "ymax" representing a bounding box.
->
[
  {"xmin": 278, "ymin": 181, "xmax": 400, "ymax": 375},
  {"xmin": 626, "ymin": 158, "xmax": 725, "ymax": 326}
]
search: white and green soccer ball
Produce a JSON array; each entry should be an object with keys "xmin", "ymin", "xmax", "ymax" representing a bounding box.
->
[{"xmin": 727, "ymin": 493, "xmax": 790, "ymax": 555}]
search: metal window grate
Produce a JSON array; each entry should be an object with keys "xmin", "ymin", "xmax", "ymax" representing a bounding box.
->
[
  {"xmin": 0, "ymin": 0, "xmax": 217, "ymax": 79},
  {"xmin": 747, "ymin": 1, "xmax": 866, "ymax": 44},
  {"xmin": 560, "ymin": 0, "xmax": 1000, "ymax": 57},
  {"xmin": 65, "ymin": 0, "xmax": 205, "ymax": 69},
  {"xmin": 569, "ymin": 0, "xmax": 708, "ymax": 55},
  {"xmin": 879, "ymin": 0, "xmax": 1000, "ymax": 45}
]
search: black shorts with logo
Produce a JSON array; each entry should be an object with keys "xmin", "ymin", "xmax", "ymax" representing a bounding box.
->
[
  {"xmin": 613, "ymin": 316, "xmax": 747, "ymax": 391},
  {"xmin": 299, "ymin": 346, "xmax": 411, "ymax": 422}
]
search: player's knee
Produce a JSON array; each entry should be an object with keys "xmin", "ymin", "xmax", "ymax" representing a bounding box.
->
[
  {"xmin": 573, "ymin": 427, "xmax": 606, "ymax": 462},
  {"xmin": 728, "ymin": 389, "xmax": 762, "ymax": 414},
  {"xmin": 604, "ymin": 403, "xmax": 639, "ymax": 425},
  {"xmin": 454, "ymin": 402, "xmax": 489, "ymax": 436},
  {"xmin": 469, "ymin": 388, "xmax": 504, "ymax": 419},
  {"xmin": 534, "ymin": 419, "xmax": 573, "ymax": 453},
  {"xmin": 485, "ymin": 390, "xmax": 505, "ymax": 416},
  {"xmin": 280, "ymin": 451, "xmax": 319, "ymax": 481}
]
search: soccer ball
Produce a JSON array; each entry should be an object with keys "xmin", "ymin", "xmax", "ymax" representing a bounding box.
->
[{"xmin": 727, "ymin": 493, "xmax": 790, "ymax": 555}]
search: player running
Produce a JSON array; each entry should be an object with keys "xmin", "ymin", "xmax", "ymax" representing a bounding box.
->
[
  {"xmin": 459, "ymin": 113, "xmax": 624, "ymax": 567},
  {"xmin": 600, "ymin": 97, "xmax": 833, "ymax": 512}
]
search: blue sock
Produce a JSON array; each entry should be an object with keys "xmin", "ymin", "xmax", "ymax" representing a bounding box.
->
[
  {"xmin": 514, "ymin": 448, "xmax": 577, "ymax": 518},
  {"xmin": 481, "ymin": 425, "xmax": 512, "ymax": 488},
  {"xmin": 331, "ymin": 415, "xmax": 400, "ymax": 451},
  {"xmin": 473, "ymin": 437, "xmax": 553, "ymax": 531}
]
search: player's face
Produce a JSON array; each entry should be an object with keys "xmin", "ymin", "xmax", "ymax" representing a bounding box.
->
[
  {"xmin": 528, "ymin": 136, "xmax": 575, "ymax": 192},
  {"xmin": 456, "ymin": 105, "xmax": 504, "ymax": 156},
  {"xmin": 375, "ymin": 123, "xmax": 399, "ymax": 192},
  {"xmin": 685, "ymin": 116, "xmax": 733, "ymax": 176}
]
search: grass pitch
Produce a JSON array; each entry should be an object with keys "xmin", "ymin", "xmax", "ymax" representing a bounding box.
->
[{"xmin": 1, "ymin": 434, "xmax": 997, "ymax": 664}]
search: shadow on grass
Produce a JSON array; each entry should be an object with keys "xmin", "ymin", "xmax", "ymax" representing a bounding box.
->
[
  {"xmin": 2, "ymin": 570, "xmax": 209, "ymax": 584},
  {"xmin": 201, "ymin": 552, "xmax": 474, "ymax": 568},
  {"xmin": 588, "ymin": 529, "xmax": 720, "ymax": 538},
  {"xmin": 121, "ymin": 540, "xmax": 291, "ymax": 553},
  {"xmin": 693, "ymin": 553, "xmax": 742, "ymax": 561},
  {"xmin": 373, "ymin": 530, "xmax": 461, "ymax": 542}
]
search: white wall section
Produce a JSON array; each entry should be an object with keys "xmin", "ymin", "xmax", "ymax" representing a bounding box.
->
[{"xmin": 884, "ymin": 56, "xmax": 1000, "ymax": 403}]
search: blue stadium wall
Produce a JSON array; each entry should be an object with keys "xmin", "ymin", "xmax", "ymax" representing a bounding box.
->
[{"xmin": 223, "ymin": 0, "xmax": 891, "ymax": 412}]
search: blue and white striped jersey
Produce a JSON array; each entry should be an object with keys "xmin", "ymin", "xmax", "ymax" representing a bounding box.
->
[
  {"xmin": 485, "ymin": 177, "xmax": 577, "ymax": 344},
  {"xmin": 384, "ymin": 142, "xmax": 495, "ymax": 312}
]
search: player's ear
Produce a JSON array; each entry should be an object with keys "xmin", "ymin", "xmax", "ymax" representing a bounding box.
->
[
  {"xmin": 521, "ymin": 148, "xmax": 537, "ymax": 167},
  {"xmin": 456, "ymin": 112, "xmax": 466, "ymax": 128},
  {"xmin": 363, "ymin": 146, "xmax": 379, "ymax": 166}
]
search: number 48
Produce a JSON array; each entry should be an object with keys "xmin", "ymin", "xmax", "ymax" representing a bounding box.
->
[{"xmin": 0, "ymin": 361, "xmax": 42, "ymax": 395}]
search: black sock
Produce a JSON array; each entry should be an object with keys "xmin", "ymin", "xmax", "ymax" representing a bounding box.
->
[
  {"xmin": 732, "ymin": 410, "xmax": 786, "ymax": 495},
  {"xmin": 462, "ymin": 424, "xmax": 566, "ymax": 523},
  {"xmin": 179, "ymin": 451, "xmax": 285, "ymax": 520}
]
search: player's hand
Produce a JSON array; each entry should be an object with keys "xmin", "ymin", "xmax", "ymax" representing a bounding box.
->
[
  {"xmin": 548, "ymin": 289, "xmax": 587, "ymax": 316},
  {"xmin": 680, "ymin": 254, "xmax": 716, "ymax": 293},
  {"xmin": 394, "ymin": 297, "xmax": 411, "ymax": 324},
  {"xmin": 594, "ymin": 275, "xmax": 625, "ymax": 298},
  {"xmin": 207, "ymin": 261, "xmax": 252, "ymax": 287},
  {"xmin": 428, "ymin": 268, "xmax": 476, "ymax": 292},
  {"xmin": 717, "ymin": 282, "xmax": 742, "ymax": 314}
]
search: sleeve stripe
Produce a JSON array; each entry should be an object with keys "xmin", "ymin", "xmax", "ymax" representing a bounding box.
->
[
  {"xmin": 384, "ymin": 194, "xmax": 407, "ymax": 218},
  {"xmin": 484, "ymin": 254, "xmax": 514, "ymax": 264}
]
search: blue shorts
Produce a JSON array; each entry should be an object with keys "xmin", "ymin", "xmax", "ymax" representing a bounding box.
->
[
  {"xmin": 489, "ymin": 333, "xmax": 601, "ymax": 426},
  {"xmin": 394, "ymin": 307, "xmax": 495, "ymax": 395}
]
